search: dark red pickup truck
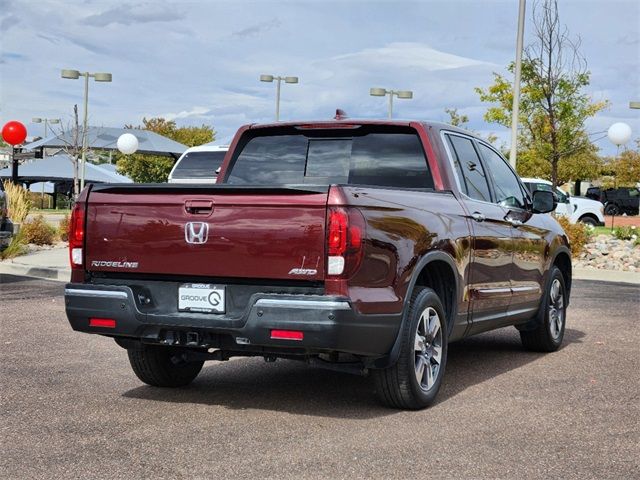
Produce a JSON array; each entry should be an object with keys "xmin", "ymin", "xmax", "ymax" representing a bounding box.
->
[{"xmin": 65, "ymin": 119, "xmax": 571, "ymax": 409}]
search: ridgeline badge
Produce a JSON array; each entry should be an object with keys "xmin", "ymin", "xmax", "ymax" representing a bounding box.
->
[{"xmin": 91, "ymin": 260, "xmax": 139, "ymax": 268}]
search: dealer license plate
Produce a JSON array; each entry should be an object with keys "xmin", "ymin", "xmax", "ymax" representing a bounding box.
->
[{"xmin": 178, "ymin": 284, "xmax": 225, "ymax": 313}]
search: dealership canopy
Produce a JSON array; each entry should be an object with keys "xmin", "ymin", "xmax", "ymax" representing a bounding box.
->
[
  {"xmin": 0, "ymin": 153, "xmax": 132, "ymax": 184},
  {"xmin": 23, "ymin": 126, "xmax": 187, "ymax": 158}
]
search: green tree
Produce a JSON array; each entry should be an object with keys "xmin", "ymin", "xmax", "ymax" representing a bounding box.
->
[
  {"xmin": 611, "ymin": 139, "xmax": 640, "ymax": 187},
  {"xmin": 444, "ymin": 108, "xmax": 502, "ymax": 151},
  {"xmin": 475, "ymin": 0, "xmax": 607, "ymax": 187},
  {"xmin": 444, "ymin": 108, "xmax": 469, "ymax": 127},
  {"xmin": 116, "ymin": 117, "xmax": 215, "ymax": 183}
]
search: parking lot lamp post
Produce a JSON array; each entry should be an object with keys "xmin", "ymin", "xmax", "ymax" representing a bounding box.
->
[
  {"xmin": 32, "ymin": 117, "xmax": 61, "ymax": 161},
  {"xmin": 260, "ymin": 74, "xmax": 299, "ymax": 121},
  {"xmin": 508, "ymin": 0, "xmax": 527, "ymax": 169},
  {"xmin": 32, "ymin": 117, "xmax": 60, "ymax": 138},
  {"xmin": 61, "ymin": 69, "xmax": 112, "ymax": 192},
  {"xmin": 369, "ymin": 88, "xmax": 413, "ymax": 119}
]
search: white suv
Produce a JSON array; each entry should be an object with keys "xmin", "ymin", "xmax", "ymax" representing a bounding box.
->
[
  {"xmin": 521, "ymin": 177, "xmax": 605, "ymax": 226},
  {"xmin": 168, "ymin": 145, "xmax": 229, "ymax": 184}
]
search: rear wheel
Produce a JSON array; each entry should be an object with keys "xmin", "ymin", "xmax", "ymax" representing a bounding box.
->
[
  {"xmin": 373, "ymin": 287, "xmax": 448, "ymax": 409},
  {"xmin": 520, "ymin": 266, "xmax": 567, "ymax": 352},
  {"xmin": 578, "ymin": 215, "xmax": 598, "ymax": 226},
  {"xmin": 127, "ymin": 345, "xmax": 204, "ymax": 387}
]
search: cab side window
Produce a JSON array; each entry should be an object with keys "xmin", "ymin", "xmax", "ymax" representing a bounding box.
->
[
  {"xmin": 478, "ymin": 143, "xmax": 526, "ymax": 209},
  {"xmin": 555, "ymin": 188, "xmax": 569, "ymax": 203},
  {"xmin": 446, "ymin": 134, "xmax": 492, "ymax": 203}
]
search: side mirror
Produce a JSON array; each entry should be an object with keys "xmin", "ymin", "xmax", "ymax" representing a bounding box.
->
[{"xmin": 532, "ymin": 190, "xmax": 556, "ymax": 213}]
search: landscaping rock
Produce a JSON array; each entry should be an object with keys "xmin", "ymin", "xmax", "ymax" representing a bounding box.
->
[{"xmin": 573, "ymin": 234, "xmax": 640, "ymax": 272}]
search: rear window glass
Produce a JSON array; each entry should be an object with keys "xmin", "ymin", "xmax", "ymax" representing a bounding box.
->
[
  {"xmin": 171, "ymin": 151, "xmax": 226, "ymax": 179},
  {"xmin": 225, "ymin": 127, "xmax": 434, "ymax": 189}
]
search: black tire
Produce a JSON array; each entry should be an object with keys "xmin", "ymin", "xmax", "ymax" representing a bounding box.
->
[
  {"xmin": 373, "ymin": 287, "xmax": 448, "ymax": 410},
  {"xmin": 127, "ymin": 345, "xmax": 204, "ymax": 387},
  {"xmin": 578, "ymin": 215, "xmax": 598, "ymax": 226},
  {"xmin": 604, "ymin": 203, "xmax": 619, "ymax": 216},
  {"xmin": 520, "ymin": 266, "xmax": 567, "ymax": 352}
]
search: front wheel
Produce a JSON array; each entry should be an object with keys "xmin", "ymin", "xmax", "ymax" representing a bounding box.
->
[
  {"xmin": 128, "ymin": 345, "xmax": 204, "ymax": 387},
  {"xmin": 520, "ymin": 266, "xmax": 567, "ymax": 352},
  {"xmin": 373, "ymin": 287, "xmax": 448, "ymax": 409},
  {"xmin": 604, "ymin": 203, "xmax": 619, "ymax": 216}
]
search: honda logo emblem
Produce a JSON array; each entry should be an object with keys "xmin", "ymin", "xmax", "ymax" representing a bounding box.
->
[{"xmin": 185, "ymin": 222, "xmax": 209, "ymax": 244}]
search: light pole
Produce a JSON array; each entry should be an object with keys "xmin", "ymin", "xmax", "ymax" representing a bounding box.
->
[
  {"xmin": 32, "ymin": 117, "xmax": 60, "ymax": 138},
  {"xmin": 260, "ymin": 74, "xmax": 298, "ymax": 121},
  {"xmin": 61, "ymin": 69, "xmax": 112, "ymax": 191},
  {"xmin": 370, "ymin": 88, "xmax": 413, "ymax": 119},
  {"xmin": 509, "ymin": 0, "xmax": 527, "ymax": 169}
]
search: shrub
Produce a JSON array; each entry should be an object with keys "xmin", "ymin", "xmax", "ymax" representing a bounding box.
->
[
  {"xmin": 0, "ymin": 231, "xmax": 27, "ymax": 259},
  {"xmin": 21, "ymin": 215, "xmax": 56, "ymax": 245},
  {"xmin": 2, "ymin": 181, "xmax": 32, "ymax": 223},
  {"xmin": 556, "ymin": 216, "xmax": 590, "ymax": 257},
  {"xmin": 613, "ymin": 226, "xmax": 637, "ymax": 241},
  {"xmin": 58, "ymin": 215, "xmax": 70, "ymax": 242}
]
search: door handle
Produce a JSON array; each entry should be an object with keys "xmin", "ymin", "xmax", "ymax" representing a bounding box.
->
[
  {"xmin": 469, "ymin": 212, "xmax": 486, "ymax": 222},
  {"xmin": 185, "ymin": 200, "xmax": 214, "ymax": 215}
]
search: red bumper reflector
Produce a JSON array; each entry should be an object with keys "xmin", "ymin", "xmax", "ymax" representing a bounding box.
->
[
  {"xmin": 89, "ymin": 318, "xmax": 116, "ymax": 328},
  {"xmin": 270, "ymin": 329, "xmax": 304, "ymax": 341}
]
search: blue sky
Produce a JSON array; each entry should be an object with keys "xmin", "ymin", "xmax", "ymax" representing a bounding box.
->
[{"xmin": 1, "ymin": 0, "xmax": 638, "ymax": 155}]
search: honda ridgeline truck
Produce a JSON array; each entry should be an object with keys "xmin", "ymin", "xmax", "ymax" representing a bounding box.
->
[{"xmin": 65, "ymin": 119, "xmax": 571, "ymax": 409}]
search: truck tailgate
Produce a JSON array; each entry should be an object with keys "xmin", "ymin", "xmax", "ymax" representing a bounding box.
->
[{"xmin": 85, "ymin": 185, "xmax": 328, "ymax": 281}]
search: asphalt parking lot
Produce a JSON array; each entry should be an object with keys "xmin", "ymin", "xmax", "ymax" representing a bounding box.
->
[{"xmin": 1, "ymin": 274, "xmax": 638, "ymax": 479}]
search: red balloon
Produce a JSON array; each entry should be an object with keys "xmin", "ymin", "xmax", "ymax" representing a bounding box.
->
[{"xmin": 2, "ymin": 121, "xmax": 27, "ymax": 146}]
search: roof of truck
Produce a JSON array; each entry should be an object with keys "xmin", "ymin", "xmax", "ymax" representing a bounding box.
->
[{"xmin": 244, "ymin": 118, "xmax": 481, "ymax": 140}]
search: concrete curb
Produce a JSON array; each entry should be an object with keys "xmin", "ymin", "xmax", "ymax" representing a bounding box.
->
[
  {"xmin": 572, "ymin": 268, "xmax": 640, "ymax": 285},
  {"xmin": 0, "ymin": 262, "xmax": 70, "ymax": 282}
]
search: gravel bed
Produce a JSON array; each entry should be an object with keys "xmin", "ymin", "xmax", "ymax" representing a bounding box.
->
[{"xmin": 575, "ymin": 234, "xmax": 640, "ymax": 271}]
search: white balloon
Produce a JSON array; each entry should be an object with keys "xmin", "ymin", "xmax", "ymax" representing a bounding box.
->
[
  {"xmin": 607, "ymin": 122, "xmax": 632, "ymax": 146},
  {"xmin": 117, "ymin": 133, "xmax": 139, "ymax": 154}
]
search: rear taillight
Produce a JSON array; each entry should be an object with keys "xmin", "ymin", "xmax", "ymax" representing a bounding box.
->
[
  {"xmin": 69, "ymin": 202, "xmax": 85, "ymax": 268},
  {"xmin": 326, "ymin": 206, "xmax": 365, "ymax": 277}
]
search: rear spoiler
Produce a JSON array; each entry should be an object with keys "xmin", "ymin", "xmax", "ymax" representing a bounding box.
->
[{"xmin": 90, "ymin": 183, "xmax": 331, "ymax": 195}]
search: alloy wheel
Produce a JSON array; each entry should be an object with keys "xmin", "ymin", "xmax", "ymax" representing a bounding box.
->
[
  {"xmin": 548, "ymin": 278, "xmax": 565, "ymax": 340},
  {"xmin": 414, "ymin": 307, "xmax": 443, "ymax": 391}
]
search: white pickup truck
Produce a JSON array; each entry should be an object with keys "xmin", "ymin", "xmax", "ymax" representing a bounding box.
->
[
  {"xmin": 168, "ymin": 145, "xmax": 229, "ymax": 184},
  {"xmin": 521, "ymin": 178, "xmax": 605, "ymax": 226}
]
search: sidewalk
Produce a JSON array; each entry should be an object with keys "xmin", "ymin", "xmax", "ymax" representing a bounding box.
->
[
  {"xmin": 0, "ymin": 247, "xmax": 70, "ymax": 282},
  {"xmin": 1, "ymin": 246, "xmax": 639, "ymax": 286}
]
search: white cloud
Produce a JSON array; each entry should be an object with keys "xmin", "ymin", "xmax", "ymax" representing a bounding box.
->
[
  {"xmin": 84, "ymin": 2, "xmax": 185, "ymax": 27},
  {"xmin": 326, "ymin": 42, "xmax": 494, "ymax": 72},
  {"xmin": 160, "ymin": 106, "xmax": 211, "ymax": 121}
]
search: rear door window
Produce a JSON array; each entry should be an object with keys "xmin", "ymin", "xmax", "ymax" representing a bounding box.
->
[
  {"xmin": 226, "ymin": 127, "xmax": 434, "ymax": 189},
  {"xmin": 172, "ymin": 151, "xmax": 227, "ymax": 179}
]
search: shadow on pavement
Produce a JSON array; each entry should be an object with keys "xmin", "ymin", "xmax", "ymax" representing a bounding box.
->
[
  {"xmin": 1, "ymin": 274, "xmax": 37, "ymax": 284},
  {"xmin": 439, "ymin": 327, "xmax": 585, "ymax": 402},
  {"xmin": 124, "ymin": 357, "xmax": 393, "ymax": 420},
  {"xmin": 0, "ymin": 274, "xmax": 64, "ymax": 300},
  {"xmin": 123, "ymin": 327, "xmax": 585, "ymax": 418}
]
